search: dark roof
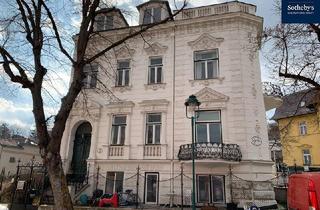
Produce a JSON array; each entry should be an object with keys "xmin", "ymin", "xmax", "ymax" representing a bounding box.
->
[
  {"xmin": 0, "ymin": 138, "xmax": 38, "ymax": 149},
  {"xmin": 0, "ymin": 139, "xmax": 23, "ymax": 149},
  {"xmin": 95, "ymin": 7, "xmax": 129, "ymax": 27},
  {"xmin": 272, "ymin": 89, "xmax": 320, "ymax": 120},
  {"xmin": 136, "ymin": 0, "xmax": 173, "ymax": 18}
]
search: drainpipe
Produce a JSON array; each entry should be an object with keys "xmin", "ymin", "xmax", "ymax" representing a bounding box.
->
[{"xmin": 170, "ymin": 23, "xmax": 177, "ymax": 205}]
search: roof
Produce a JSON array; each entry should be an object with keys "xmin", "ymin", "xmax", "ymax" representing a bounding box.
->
[
  {"xmin": 272, "ymin": 89, "xmax": 320, "ymax": 120},
  {"xmin": 0, "ymin": 138, "xmax": 38, "ymax": 149},
  {"xmin": 136, "ymin": 0, "xmax": 173, "ymax": 18},
  {"xmin": 0, "ymin": 139, "xmax": 23, "ymax": 149}
]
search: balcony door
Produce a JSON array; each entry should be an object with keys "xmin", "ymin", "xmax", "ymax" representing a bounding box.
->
[{"xmin": 145, "ymin": 173, "xmax": 159, "ymax": 204}]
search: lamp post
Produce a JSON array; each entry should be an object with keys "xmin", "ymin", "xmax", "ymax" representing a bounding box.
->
[{"xmin": 185, "ymin": 95, "xmax": 201, "ymax": 210}]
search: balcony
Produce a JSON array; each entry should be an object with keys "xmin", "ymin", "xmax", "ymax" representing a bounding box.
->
[
  {"xmin": 178, "ymin": 143, "xmax": 242, "ymax": 162},
  {"xmin": 143, "ymin": 144, "xmax": 167, "ymax": 159},
  {"xmin": 108, "ymin": 145, "xmax": 130, "ymax": 159}
]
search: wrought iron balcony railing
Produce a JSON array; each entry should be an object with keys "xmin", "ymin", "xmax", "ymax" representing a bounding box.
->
[{"xmin": 178, "ymin": 143, "xmax": 242, "ymax": 161}]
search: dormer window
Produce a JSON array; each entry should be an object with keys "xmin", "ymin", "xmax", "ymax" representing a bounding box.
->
[
  {"xmin": 96, "ymin": 15, "xmax": 113, "ymax": 31},
  {"xmin": 143, "ymin": 7, "xmax": 161, "ymax": 24}
]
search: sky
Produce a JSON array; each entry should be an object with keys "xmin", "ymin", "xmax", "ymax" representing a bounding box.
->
[{"xmin": 0, "ymin": 0, "xmax": 279, "ymax": 135}]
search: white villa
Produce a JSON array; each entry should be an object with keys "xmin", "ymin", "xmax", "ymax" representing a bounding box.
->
[{"xmin": 61, "ymin": 0, "xmax": 277, "ymax": 208}]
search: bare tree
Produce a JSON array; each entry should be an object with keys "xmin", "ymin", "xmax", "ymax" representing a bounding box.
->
[
  {"xmin": 263, "ymin": 23, "xmax": 320, "ymax": 88},
  {"xmin": 0, "ymin": 0, "xmax": 187, "ymax": 209}
]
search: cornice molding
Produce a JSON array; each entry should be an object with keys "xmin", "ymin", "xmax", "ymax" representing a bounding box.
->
[
  {"xmin": 114, "ymin": 46, "xmax": 135, "ymax": 59},
  {"xmin": 144, "ymin": 42, "xmax": 168, "ymax": 55},
  {"xmin": 195, "ymin": 87, "xmax": 229, "ymax": 109},
  {"xmin": 188, "ymin": 33, "xmax": 224, "ymax": 50},
  {"xmin": 139, "ymin": 99, "xmax": 169, "ymax": 113},
  {"xmin": 105, "ymin": 101, "xmax": 135, "ymax": 114}
]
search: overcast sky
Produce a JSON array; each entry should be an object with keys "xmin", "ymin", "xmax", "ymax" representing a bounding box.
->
[{"xmin": 0, "ymin": 0, "xmax": 279, "ymax": 134}]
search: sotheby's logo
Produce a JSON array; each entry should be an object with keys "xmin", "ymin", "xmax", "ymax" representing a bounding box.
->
[{"xmin": 282, "ymin": 0, "xmax": 320, "ymax": 23}]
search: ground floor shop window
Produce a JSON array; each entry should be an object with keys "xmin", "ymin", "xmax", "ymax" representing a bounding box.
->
[
  {"xmin": 197, "ymin": 175, "xmax": 225, "ymax": 203},
  {"xmin": 105, "ymin": 171, "xmax": 124, "ymax": 194}
]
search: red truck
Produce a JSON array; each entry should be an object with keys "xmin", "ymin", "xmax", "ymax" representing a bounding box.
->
[{"xmin": 288, "ymin": 173, "xmax": 320, "ymax": 210}]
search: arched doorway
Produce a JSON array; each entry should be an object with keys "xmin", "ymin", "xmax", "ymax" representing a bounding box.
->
[{"xmin": 70, "ymin": 122, "xmax": 92, "ymax": 182}]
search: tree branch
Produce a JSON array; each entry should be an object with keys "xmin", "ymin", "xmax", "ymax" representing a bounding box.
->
[
  {"xmin": 279, "ymin": 71, "xmax": 320, "ymax": 88},
  {"xmin": 41, "ymin": 0, "xmax": 75, "ymax": 64},
  {"xmin": 16, "ymin": 0, "xmax": 33, "ymax": 45},
  {"xmin": 86, "ymin": 2, "xmax": 187, "ymax": 63}
]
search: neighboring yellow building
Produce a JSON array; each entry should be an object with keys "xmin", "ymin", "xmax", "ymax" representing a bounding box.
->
[{"xmin": 273, "ymin": 89, "xmax": 320, "ymax": 171}]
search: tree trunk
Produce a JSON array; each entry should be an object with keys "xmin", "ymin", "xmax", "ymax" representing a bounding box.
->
[{"xmin": 46, "ymin": 153, "xmax": 73, "ymax": 210}]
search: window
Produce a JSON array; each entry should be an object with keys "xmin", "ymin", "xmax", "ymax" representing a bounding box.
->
[
  {"xmin": 9, "ymin": 157, "xmax": 15, "ymax": 163},
  {"xmin": 196, "ymin": 111, "xmax": 222, "ymax": 143},
  {"xmin": 96, "ymin": 15, "xmax": 113, "ymax": 31},
  {"xmin": 148, "ymin": 57, "xmax": 163, "ymax": 84},
  {"xmin": 300, "ymin": 101, "xmax": 306, "ymax": 107},
  {"xmin": 105, "ymin": 172, "xmax": 124, "ymax": 194},
  {"xmin": 143, "ymin": 7, "xmax": 161, "ymax": 24},
  {"xmin": 197, "ymin": 175, "xmax": 225, "ymax": 203},
  {"xmin": 194, "ymin": 49, "xmax": 219, "ymax": 80},
  {"xmin": 111, "ymin": 115, "xmax": 126, "ymax": 145},
  {"xmin": 83, "ymin": 64, "xmax": 98, "ymax": 88},
  {"xmin": 146, "ymin": 113, "xmax": 161, "ymax": 144},
  {"xmin": 299, "ymin": 121, "xmax": 307, "ymax": 135},
  {"xmin": 303, "ymin": 149, "xmax": 312, "ymax": 165},
  {"xmin": 116, "ymin": 60, "xmax": 130, "ymax": 86}
]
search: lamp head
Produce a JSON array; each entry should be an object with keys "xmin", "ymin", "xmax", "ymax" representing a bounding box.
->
[{"xmin": 185, "ymin": 95, "xmax": 201, "ymax": 109}]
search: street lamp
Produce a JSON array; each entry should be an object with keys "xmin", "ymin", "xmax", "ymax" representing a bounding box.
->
[{"xmin": 185, "ymin": 95, "xmax": 201, "ymax": 210}]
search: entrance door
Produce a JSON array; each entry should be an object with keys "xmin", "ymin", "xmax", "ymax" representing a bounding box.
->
[
  {"xmin": 71, "ymin": 122, "xmax": 92, "ymax": 182},
  {"xmin": 145, "ymin": 173, "xmax": 159, "ymax": 204}
]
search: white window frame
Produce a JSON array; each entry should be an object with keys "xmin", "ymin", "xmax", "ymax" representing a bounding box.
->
[
  {"xmin": 194, "ymin": 49, "xmax": 219, "ymax": 80},
  {"xmin": 111, "ymin": 115, "xmax": 127, "ymax": 145},
  {"xmin": 105, "ymin": 171, "xmax": 124, "ymax": 193},
  {"xmin": 299, "ymin": 121, "xmax": 307, "ymax": 135},
  {"xmin": 116, "ymin": 60, "xmax": 130, "ymax": 87},
  {"xmin": 195, "ymin": 110, "xmax": 222, "ymax": 143},
  {"xmin": 148, "ymin": 57, "xmax": 163, "ymax": 84},
  {"xmin": 145, "ymin": 113, "xmax": 162, "ymax": 144},
  {"xmin": 148, "ymin": 56, "xmax": 163, "ymax": 85},
  {"xmin": 144, "ymin": 172, "xmax": 159, "ymax": 204},
  {"xmin": 83, "ymin": 64, "xmax": 98, "ymax": 89},
  {"xmin": 303, "ymin": 149, "xmax": 312, "ymax": 165},
  {"xmin": 143, "ymin": 7, "xmax": 161, "ymax": 24}
]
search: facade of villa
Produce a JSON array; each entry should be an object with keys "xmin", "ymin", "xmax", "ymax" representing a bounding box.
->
[{"xmin": 61, "ymin": 1, "xmax": 276, "ymax": 208}]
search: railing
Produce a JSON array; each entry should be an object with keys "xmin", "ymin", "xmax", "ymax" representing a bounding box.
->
[
  {"xmin": 175, "ymin": 2, "xmax": 256, "ymax": 20},
  {"xmin": 178, "ymin": 143, "xmax": 242, "ymax": 161},
  {"xmin": 66, "ymin": 172, "xmax": 89, "ymax": 195},
  {"xmin": 144, "ymin": 145, "xmax": 161, "ymax": 156},
  {"xmin": 109, "ymin": 145, "xmax": 124, "ymax": 156}
]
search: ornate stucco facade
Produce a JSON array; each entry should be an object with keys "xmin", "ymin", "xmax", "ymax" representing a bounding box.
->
[{"xmin": 61, "ymin": 1, "xmax": 275, "ymax": 208}]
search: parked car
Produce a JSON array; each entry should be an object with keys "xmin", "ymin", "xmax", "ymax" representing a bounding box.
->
[{"xmin": 287, "ymin": 172, "xmax": 320, "ymax": 210}]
